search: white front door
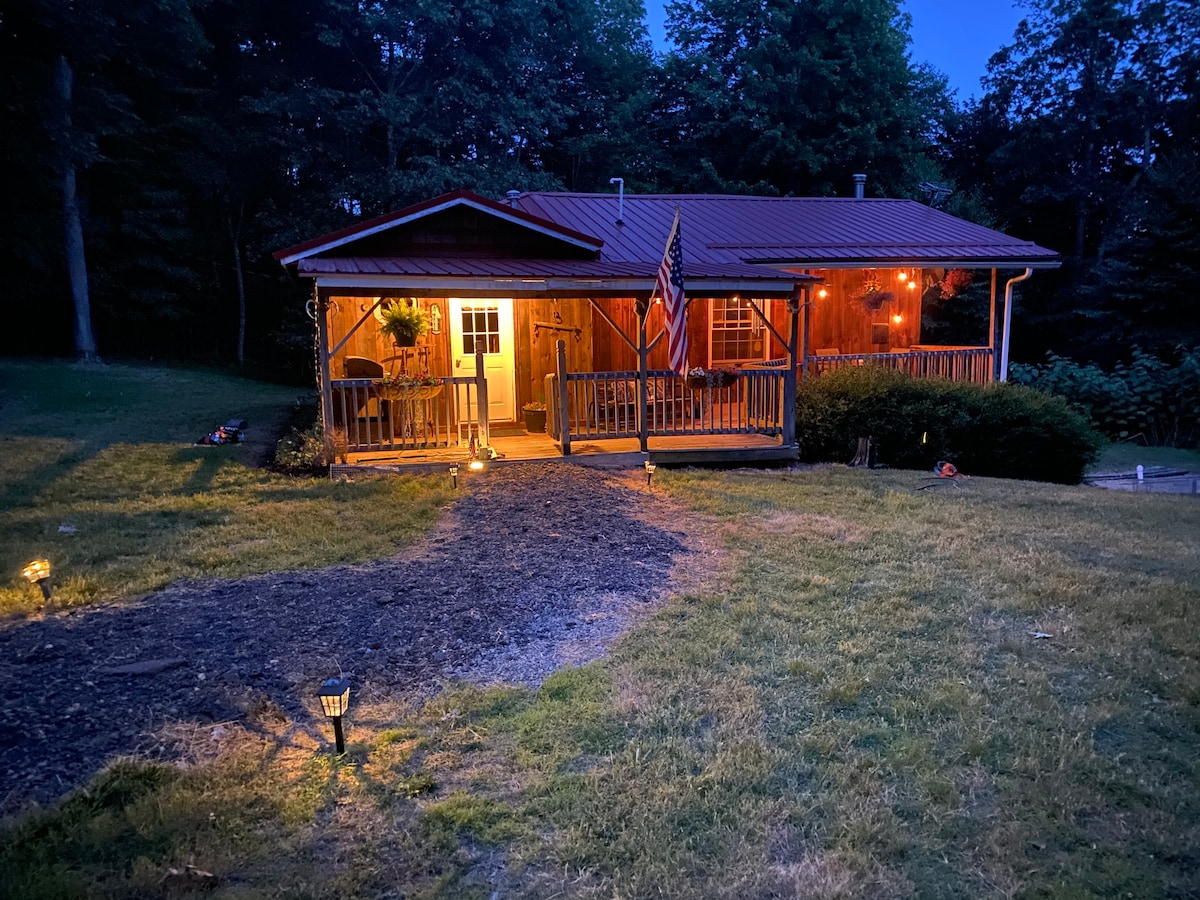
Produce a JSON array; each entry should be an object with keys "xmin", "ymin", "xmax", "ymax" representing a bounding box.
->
[{"xmin": 448, "ymin": 298, "xmax": 516, "ymax": 423}]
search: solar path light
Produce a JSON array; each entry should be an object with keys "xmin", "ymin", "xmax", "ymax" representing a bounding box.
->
[
  {"xmin": 22, "ymin": 559, "xmax": 52, "ymax": 602},
  {"xmin": 318, "ymin": 676, "xmax": 351, "ymax": 754},
  {"xmin": 449, "ymin": 463, "xmax": 459, "ymax": 489},
  {"xmin": 645, "ymin": 460, "xmax": 656, "ymax": 487}
]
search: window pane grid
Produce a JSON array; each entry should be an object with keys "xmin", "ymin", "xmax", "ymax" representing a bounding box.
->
[
  {"xmin": 460, "ymin": 304, "xmax": 501, "ymax": 356},
  {"xmin": 710, "ymin": 298, "xmax": 762, "ymax": 365}
]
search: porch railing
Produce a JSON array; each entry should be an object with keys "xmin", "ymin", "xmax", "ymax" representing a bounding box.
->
[
  {"xmin": 545, "ymin": 368, "xmax": 785, "ymax": 446},
  {"xmin": 808, "ymin": 347, "xmax": 993, "ymax": 383},
  {"xmin": 330, "ymin": 375, "xmax": 486, "ymax": 453}
]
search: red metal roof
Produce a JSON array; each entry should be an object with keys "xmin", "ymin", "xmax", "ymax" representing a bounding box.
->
[
  {"xmin": 273, "ymin": 190, "xmax": 603, "ymax": 265},
  {"xmin": 277, "ymin": 189, "xmax": 1059, "ymax": 287},
  {"xmin": 515, "ymin": 193, "xmax": 1059, "ymax": 269}
]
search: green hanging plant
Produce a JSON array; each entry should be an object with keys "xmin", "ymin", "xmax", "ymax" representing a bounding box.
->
[{"xmin": 378, "ymin": 300, "xmax": 429, "ymax": 346}]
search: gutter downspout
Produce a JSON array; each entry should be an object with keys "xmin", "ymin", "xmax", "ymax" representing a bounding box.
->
[{"xmin": 999, "ymin": 268, "xmax": 1033, "ymax": 382}]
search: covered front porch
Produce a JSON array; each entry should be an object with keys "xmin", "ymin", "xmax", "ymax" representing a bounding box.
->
[{"xmin": 275, "ymin": 188, "xmax": 1059, "ymax": 469}]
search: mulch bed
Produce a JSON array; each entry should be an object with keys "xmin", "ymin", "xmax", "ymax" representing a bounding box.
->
[{"xmin": 0, "ymin": 463, "xmax": 699, "ymax": 814}]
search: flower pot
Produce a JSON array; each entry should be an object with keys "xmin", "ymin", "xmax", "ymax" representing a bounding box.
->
[
  {"xmin": 393, "ymin": 333, "xmax": 417, "ymax": 347},
  {"xmin": 523, "ymin": 408, "xmax": 547, "ymax": 433}
]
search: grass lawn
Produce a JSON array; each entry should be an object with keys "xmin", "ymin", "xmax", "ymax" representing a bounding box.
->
[
  {"xmin": 1091, "ymin": 441, "xmax": 1200, "ymax": 474},
  {"xmin": 0, "ymin": 358, "xmax": 452, "ymax": 616},
  {"xmin": 2, "ymin": 360, "xmax": 1198, "ymax": 898}
]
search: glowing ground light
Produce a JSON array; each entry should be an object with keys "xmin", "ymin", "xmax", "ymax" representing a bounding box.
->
[{"xmin": 22, "ymin": 559, "xmax": 52, "ymax": 602}]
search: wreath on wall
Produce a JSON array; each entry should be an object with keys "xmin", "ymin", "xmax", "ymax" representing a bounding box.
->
[{"xmin": 852, "ymin": 270, "xmax": 895, "ymax": 312}]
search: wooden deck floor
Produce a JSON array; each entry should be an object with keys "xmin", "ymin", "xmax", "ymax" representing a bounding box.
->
[{"xmin": 341, "ymin": 431, "xmax": 795, "ymax": 475}]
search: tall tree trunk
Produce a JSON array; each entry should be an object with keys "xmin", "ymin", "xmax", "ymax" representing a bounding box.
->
[
  {"xmin": 55, "ymin": 55, "xmax": 99, "ymax": 361},
  {"xmin": 227, "ymin": 204, "xmax": 246, "ymax": 365}
]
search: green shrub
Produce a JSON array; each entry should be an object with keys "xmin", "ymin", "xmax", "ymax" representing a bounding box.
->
[
  {"xmin": 795, "ymin": 366, "xmax": 1103, "ymax": 483},
  {"xmin": 1009, "ymin": 347, "xmax": 1200, "ymax": 448},
  {"xmin": 273, "ymin": 419, "xmax": 347, "ymax": 473}
]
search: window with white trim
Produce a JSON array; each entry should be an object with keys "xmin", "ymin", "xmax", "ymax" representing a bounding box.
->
[{"xmin": 709, "ymin": 298, "xmax": 765, "ymax": 365}]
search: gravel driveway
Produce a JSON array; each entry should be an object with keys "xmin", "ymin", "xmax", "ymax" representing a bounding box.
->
[{"xmin": 0, "ymin": 463, "xmax": 701, "ymax": 814}]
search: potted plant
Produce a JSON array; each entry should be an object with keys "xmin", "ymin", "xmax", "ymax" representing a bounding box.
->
[
  {"xmin": 378, "ymin": 300, "xmax": 429, "ymax": 347},
  {"xmin": 686, "ymin": 366, "xmax": 739, "ymax": 389},
  {"xmin": 522, "ymin": 400, "xmax": 548, "ymax": 433}
]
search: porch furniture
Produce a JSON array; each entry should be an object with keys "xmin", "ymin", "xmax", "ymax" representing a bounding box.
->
[{"xmin": 343, "ymin": 356, "xmax": 384, "ymax": 378}]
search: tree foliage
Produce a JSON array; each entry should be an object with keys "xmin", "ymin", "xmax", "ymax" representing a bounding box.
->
[
  {"xmin": 659, "ymin": 0, "xmax": 950, "ymax": 197},
  {"xmin": 0, "ymin": 0, "xmax": 1195, "ymax": 374},
  {"xmin": 949, "ymin": 0, "xmax": 1200, "ymax": 362}
]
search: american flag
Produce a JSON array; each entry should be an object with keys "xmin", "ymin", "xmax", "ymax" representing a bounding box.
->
[{"xmin": 655, "ymin": 207, "xmax": 688, "ymax": 376}]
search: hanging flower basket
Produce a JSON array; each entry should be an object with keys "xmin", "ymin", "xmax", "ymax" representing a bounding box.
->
[
  {"xmin": 377, "ymin": 374, "xmax": 443, "ymax": 401},
  {"xmin": 857, "ymin": 290, "xmax": 895, "ymax": 313},
  {"xmin": 686, "ymin": 367, "xmax": 739, "ymax": 389}
]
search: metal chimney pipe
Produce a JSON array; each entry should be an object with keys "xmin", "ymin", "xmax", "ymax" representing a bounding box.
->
[
  {"xmin": 853, "ymin": 174, "xmax": 866, "ymax": 199},
  {"xmin": 609, "ymin": 177, "xmax": 625, "ymax": 224},
  {"xmin": 505, "ymin": 190, "xmax": 520, "ymax": 208}
]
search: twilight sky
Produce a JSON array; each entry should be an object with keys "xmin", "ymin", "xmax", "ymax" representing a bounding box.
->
[{"xmin": 643, "ymin": 0, "xmax": 1028, "ymax": 100}]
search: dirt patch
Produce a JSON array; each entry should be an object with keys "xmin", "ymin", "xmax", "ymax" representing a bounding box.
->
[{"xmin": 0, "ymin": 463, "xmax": 719, "ymax": 813}]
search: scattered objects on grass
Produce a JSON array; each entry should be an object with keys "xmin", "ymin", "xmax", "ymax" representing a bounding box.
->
[{"xmin": 196, "ymin": 418, "xmax": 248, "ymax": 446}]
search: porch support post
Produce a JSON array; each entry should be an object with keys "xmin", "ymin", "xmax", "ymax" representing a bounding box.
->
[
  {"xmin": 800, "ymin": 283, "xmax": 812, "ymax": 381},
  {"xmin": 475, "ymin": 347, "xmax": 490, "ymax": 451},
  {"xmin": 315, "ymin": 286, "xmax": 335, "ymax": 438},
  {"xmin": 636, "ymin": 295, "xmax": 650, "ymax": 453},
  {"xmin": 988, "ymin": 269, "xmax": 998, "ymax": 381},
  {"xmin": 555, "ymin": 339, "xmax": 571, "ymax": 456},
  {"xmin": 783, "ymin": 284, "xmax": 803, "ymax": 448}
]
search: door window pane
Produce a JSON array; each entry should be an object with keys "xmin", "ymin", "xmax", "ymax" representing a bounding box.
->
[{"xmin": 460, "ymin": 304, "xmax": 501, "ymax": 355}]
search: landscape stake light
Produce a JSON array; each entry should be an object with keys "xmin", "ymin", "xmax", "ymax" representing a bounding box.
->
[
  {"xmin": 22, "ymin": 559, "xmax": 52, "ymax": 602},
  {"xmin": 468, "ymin": 459, "xmax": 485, "ymax": 472},
  {"xmin": 645, "ymin": 460, "xmax": 656, "ymax": 486},
  {"xmin": 449, "ymin": 463, "xmax": 459, "ymax": 489},
  {"xmin": 318, "ymin": 676, "xmax": 351, "ymax": 754}
]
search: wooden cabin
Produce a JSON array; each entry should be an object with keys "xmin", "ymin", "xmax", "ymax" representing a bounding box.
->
[{"xmin": 275, "ymin": 189, "xmax": 1058, "ymax": 465}]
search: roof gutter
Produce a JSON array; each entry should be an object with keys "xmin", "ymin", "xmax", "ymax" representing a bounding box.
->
[
  {"xmin": 307, "ymin": 273, "xmax": 805, "ymax": 294},
  {"xmin": 999, "ymin": 268, "xmax": 1033, "ymax": 382}
]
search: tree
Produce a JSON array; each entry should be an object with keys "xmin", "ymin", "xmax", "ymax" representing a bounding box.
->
[
  {"xmin": 969, "ymin": 0, "xmax": 1199, "ymax": 361},
  {"xmin": 0, "ymin": 0, "xmax": 208, "ymax": 360},
  {"xmin": 658, "ymin": 0, "xmax": 950, "ymax": 197}
]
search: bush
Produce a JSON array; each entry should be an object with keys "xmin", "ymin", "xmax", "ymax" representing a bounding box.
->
[
  {"xmin": 1009, "ymin": 347, "xmax": 1200, "ymax": 448},
  {"xmin": 273, "ymin": 419, "xmax": 347, "ymax": 473},
  {"xmin": 795, "ymin": 367, "xmax": 1103, "ymax": 484}
]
